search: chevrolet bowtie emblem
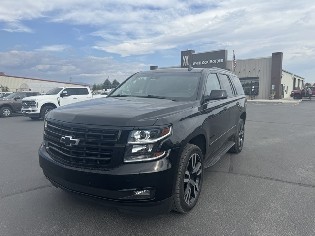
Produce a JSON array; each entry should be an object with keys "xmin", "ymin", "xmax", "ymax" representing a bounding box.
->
[{"xmin": 60, "ymin": 136, "xmax": 80, "ymax": 147}]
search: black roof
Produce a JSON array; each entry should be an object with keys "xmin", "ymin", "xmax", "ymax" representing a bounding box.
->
[{"xmin": 144, "ymin": 67, "xmax": 233, "ymax": 74}]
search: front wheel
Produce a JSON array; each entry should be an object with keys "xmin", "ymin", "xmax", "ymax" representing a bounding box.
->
[
  {"xmin": 229, "ymin": 119, "xmax": 245, "ymax": 153},
  {"xmin": 173, "ymin": 144, "xmax": 204, "ymax": 213},
  {"xmin": 0, "ymin": 106, "xmax": 13, "ymax": 117}
]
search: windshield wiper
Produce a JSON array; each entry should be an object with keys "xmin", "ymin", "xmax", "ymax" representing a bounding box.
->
[
  {"xmin": 141, "ymin": 95, "xmax": 177, "ymax": 101},
  {"xmin": 109, "ymin": 94, "xmax": 131, "ymax": 97}
]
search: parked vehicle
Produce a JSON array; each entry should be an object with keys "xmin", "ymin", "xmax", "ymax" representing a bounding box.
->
[
  {"xmin": 0, "ymin": 92, "xmax": 13, "ymax": 99},
  {"xmin": 39, "ymin": 67, "xmax": 246, "ymax": 213},
  {"xmin": 0, "ymin": 92, "xmax": 40, "ymax": 117},
  {"xmin": 290, "ymin": 87, "xmax": 315, "ymax": 99},
  {"xmin": 21, "ymin": 87, "xmax": 93, "ymax": 120}
]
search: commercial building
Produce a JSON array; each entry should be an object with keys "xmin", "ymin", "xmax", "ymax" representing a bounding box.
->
[
  {"xmin": 0, "ymin": 73, "xmax": 88, "ymax": 93},
  {"xmin": 180, "ymin": 50, "xmax": 305, "ymax": 100}
]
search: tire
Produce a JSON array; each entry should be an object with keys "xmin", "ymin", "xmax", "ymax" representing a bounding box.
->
[
  {"xmin": 40, "ymin": 105, "xmax": 55, "ymax": 119},
  {"xmin": 229, "ymin": 119, "xmax": 245, "ymax": 153},
  {"xmin": 0, "ymin": 106, "xmax": 13, "ymax": 118},
  {"xmin": 172, "ymin": 144, "xmax": 204, "ymax": 213}
]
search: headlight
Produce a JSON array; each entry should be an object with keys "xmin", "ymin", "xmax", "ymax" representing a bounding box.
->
[
  {"xmin": 124, "ymin": 126, "xmax": 172, "ymax": 163},
  {"xmin": 128, "ymin": 127, "xmax": 172, "ymax": 144}
]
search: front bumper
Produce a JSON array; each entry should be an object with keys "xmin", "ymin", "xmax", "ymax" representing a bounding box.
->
[
  {"xmin": 21, "ymin": 107, "xmax": 40, "ymax": 117},
  {"xmin": 39, "ymin": 144, "xmax": 179, "ymax": 213}
]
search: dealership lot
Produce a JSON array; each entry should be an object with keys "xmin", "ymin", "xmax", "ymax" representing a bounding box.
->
[{"xmin": 1, "ymin": 101, "xmax": 315, "ymax": 236}]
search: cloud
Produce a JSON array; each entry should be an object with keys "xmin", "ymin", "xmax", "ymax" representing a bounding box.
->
[
  {"xmin": 0, "ymin": 50, "xmax": 147, "ymax": 84},
  {"xmin": 0, "ymin": 0, "xmax": 314, "ymax": 81},
  {"xmin": 2, "ymin": 21, "xmax": 33, "ymax": 33},
  {"xmin": 36, "ymin": 44, "xmax": 70, "ymax": 52}
]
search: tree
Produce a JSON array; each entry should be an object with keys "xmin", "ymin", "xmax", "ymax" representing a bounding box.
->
[
  {"xmin": 0, "ymin": 85, "xmax": 9, "ymax": 92},
  {"xmin": 112, "ymin": 79, "xmax": 120, "ymax": 88},
  {"xmin": 305, "ymin": 82, "xmax": 311, "ymax": 87},
  {"xmin": 103, "ymin": 79, "xmax": 112, "ymax": 90},
  {"xmin": 92, "ymin": 84, "xmax": 97, "ymax": 91}
]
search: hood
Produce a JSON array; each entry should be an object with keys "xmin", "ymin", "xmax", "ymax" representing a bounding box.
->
[
  {"xmin": 23, "ymin": 95, "xmax": 58, "ymax": 101},
  {"xmin": 0, "ymin": 98, "xmax": 14, "ymax": 103},
  {"xmin": 47, "ymin": 97, "xmax": 197, "ymax": 127}
]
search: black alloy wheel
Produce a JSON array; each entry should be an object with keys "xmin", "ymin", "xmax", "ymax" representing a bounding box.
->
[
  {"xmin": 183, "ymin": 153, "xmax": 203, "ymax": 205},
  {"xmin": 229, "ymin": 119, "xmax": 245, "ymax": 153},
  {"xmin": 173, "ymin": 144, "xmax": 204, "ymax": 213}
]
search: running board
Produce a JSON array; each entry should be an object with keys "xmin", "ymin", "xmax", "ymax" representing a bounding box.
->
[{"xmin": 204, "ymin": 141, "xmax": 235, "ymax": 168}]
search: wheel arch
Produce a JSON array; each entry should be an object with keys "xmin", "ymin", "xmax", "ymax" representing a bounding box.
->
[
  {"xmin": 0, "ymin": 104, "xmax": 13, "ymax": 110},
  {"xmin": 41, "ymin": 103, "xmax": 57, "ymax": 111},
  {"xmin": 240, "ymin": 111, "xmax": 246, "ymax": 123},
  {"xmin": 188, "ymin": 134, "xmax": 206, "ymax": 157}
]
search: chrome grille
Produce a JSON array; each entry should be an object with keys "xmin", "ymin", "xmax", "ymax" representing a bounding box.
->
[
  {"xmin": 44, "ymin": 120, "xmax": 122, "ymax": 169},
  {"xmin": 22, "ymin": 101, "xmax": 36, "ymax": 108}
]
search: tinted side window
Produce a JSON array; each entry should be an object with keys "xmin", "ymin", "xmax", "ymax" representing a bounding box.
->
[
  {"xmin": 205, "ymin": 73, "xmax": 221, "ymax": 95},
  {"xmin": 18, "ymin": 93, "xmax": 27, "ymax": 99},
  {"xmin": 218, "ymin": 74, "xmax": 234, "ymax": 97},
  {"xmin": 65, "ymin": 88, "xmax": 89, "ymax": 95},
  {"xmin": 25, "ymin": 93, "xmax": 37, "ymax": 97},
  {"xmin": 77, "ymin": 88, "xmax": 89, "ymax": 95},
  {"xmin": 230, "ymin": 76, "xmax": 245, "ymax": 95}
]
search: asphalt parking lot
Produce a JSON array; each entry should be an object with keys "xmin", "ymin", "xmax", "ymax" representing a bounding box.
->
[{"xmin": 1, "ymin": 101, "xmax": 315, "ymax": 236}]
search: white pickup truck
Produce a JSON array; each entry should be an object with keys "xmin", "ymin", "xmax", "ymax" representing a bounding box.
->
[{"xmin": 21, "ymin": 87, "xmax": 93, "ymax": 120}]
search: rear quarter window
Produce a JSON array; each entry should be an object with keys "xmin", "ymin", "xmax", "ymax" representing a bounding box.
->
[
  {"xmin": 217, "ymin": 74, "xmax": 234, "ymax": 97},
  {"xmin": 230, "ymin": 76, "xmax": 245, "ymax": 95}
]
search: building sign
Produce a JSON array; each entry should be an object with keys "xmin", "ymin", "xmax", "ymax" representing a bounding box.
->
[{"xmin": 181, "ymin": 49, "xmax": 227, "ymax": 69}]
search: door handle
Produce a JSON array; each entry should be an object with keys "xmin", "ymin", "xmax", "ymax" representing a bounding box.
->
[{"xmin": 73, "ymin": 97, "xmax": 77, "ymax": 99}]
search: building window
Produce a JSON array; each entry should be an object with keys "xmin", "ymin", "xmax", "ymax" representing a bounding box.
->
[{"xmin": 239, "ymin": 77, "xmax": 259, "ymax": 97}]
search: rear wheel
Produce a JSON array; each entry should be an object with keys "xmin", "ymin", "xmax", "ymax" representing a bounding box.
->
[
  {"xmin": 40, "ymin": 105, "xmax": 55, "ymax": 119},
  {"xmin": 229, "ymin": 119, "xmax": 245, "ymax": 153},
  {"xmin": 0, "ymin": 106, "xmax": 12, "ymax": 117},
  {"xmin": 173, "ymin": 144, "xmax": 203, "ymax": 213}
]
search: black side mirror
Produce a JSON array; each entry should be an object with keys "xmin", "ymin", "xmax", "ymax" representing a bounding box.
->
[
  {"xmin": 14, "ymin": 96, "xmax": 21, "ymax": 100},
  {"xmin": 60, "ymin": 92, "xmax": 69, "ymax": 98},
  {"xmin": 204, "ymin": 90, "xmax": 228, "ymax": 102}
]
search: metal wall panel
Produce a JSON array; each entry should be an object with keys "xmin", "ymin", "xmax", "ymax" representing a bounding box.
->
[
  {"xmin": 227, "ymin": 57, "xmax": 272, "ymax": 99},
  {"xmin": 0, "ymin": 75, "xmax": 88, "ymax": 93}
]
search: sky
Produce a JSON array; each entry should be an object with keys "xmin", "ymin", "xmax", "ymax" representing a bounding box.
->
[{"xmin": 0, "ymin": 0, "xmax": 314, "ymax": 85}]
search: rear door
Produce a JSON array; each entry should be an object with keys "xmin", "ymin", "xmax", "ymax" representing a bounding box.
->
[
  {"xmin": 202, "ymin": 73, "xmax": 230, "ymax": 155},
  {"xmin": 217, "ymin": 73, "xmax": 239, "ymax": 140}
]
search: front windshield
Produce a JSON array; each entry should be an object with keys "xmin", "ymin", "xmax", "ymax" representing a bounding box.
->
[
  {"xmin": 46, "ymin": 87, "xmax": 63, "ymax": 95},
  {"xmin": 110, "ymin": 72, "xmax": 201, "ymax": 101}
]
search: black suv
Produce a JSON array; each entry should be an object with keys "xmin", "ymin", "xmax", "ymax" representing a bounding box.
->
[
  {"xmin": 39, "ymin": 68, "xmax": 246, "ymax": 213},
  {"xmin": 0, "ymin": 92, "xmax": 40, "ymax": 117}
]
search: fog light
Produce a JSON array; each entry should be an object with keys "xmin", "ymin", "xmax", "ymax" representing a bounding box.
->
[
  {"xmin": 121, "ymin": 189, "xmax": 154, "ymax": 200},
  {"xmin": 134, "ymin": 190, "xmax": 150, "ymax": 197}
]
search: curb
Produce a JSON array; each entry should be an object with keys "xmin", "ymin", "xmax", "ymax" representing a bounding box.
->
[{"xmin": 247, "ymin": 99, "xmax": 301, "ymax": 104}]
